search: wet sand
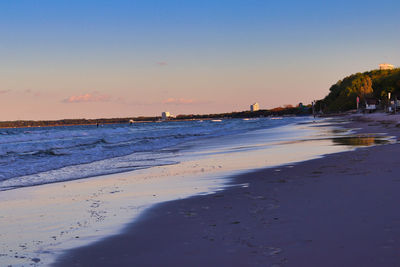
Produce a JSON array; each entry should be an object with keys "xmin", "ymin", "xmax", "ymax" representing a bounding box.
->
[{"xmin": 55, "ymin": 113, "xmax": 400, "ymax": 266}]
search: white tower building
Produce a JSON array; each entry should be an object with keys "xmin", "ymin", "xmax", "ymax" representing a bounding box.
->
[{"xmin": 250, "ymin": 103, "xmax": 259, "ymax": 112}]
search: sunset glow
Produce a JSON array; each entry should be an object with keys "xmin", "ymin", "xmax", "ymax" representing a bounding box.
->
[{"xmin": 0, "ymin": 0, "xmax": 399, "ymax": 120}]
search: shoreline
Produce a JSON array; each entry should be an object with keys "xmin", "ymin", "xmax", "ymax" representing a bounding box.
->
[{"xmin": 55, "ymin": 114, "xmax": 400, "ymax": 266}]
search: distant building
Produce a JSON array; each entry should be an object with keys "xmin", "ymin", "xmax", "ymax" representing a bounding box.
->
[
  {"xmin": 162, "ymin": 111, "xmax": 172, "ymax": 121},
  {"xmin": 379, "ymin": 63, "xmax": 394, "ymax": 70},
  {"xmin": 365, "ymin": 98, "xmax": 378, "ymax": 111},
  {"xmin": 250, "ymin": 103, "xmax": 259, "ymax": 112}
]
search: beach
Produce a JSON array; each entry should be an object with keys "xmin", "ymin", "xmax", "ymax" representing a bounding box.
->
[
  {"xmin": 51, "ymin": 113, "xmax": 400, "ymax": 266},
  {"xmin": 1, "ymin": 114, "xmax": 400, "ymax": 266},
  {"xmin": 2, "ymin": 1, "xmax": 399, "ymax": 266}
]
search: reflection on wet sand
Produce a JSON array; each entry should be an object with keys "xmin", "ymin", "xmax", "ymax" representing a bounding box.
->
[
  {"xmin": 281, "ymin": 133, "xmax": 393, "ymax": 148},
  {"xmin": 331, "ymin": 135, "xmax": 392, "ymax": 146}
]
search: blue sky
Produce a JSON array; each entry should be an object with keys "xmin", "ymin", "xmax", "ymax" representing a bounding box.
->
[{"xmin": 0, "ymin": 0, "xmax": 399, "ymax": 120}]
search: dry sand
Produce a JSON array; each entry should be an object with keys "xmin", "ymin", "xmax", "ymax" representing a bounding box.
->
[{"xmin": 55, "ymin": 113, "xmax": 400, "ymax": 267}]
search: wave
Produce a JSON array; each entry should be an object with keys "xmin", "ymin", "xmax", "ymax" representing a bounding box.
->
[
  {"xmin": 0, "ymin": 117, "xmax": 310, "ymax": 190},
  {"xmin": 25, "ymin": 149, "xmax": 67, "ymax": 157}
]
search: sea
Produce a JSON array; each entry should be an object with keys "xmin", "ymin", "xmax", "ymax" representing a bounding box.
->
[
  {"xmin": 0, "ymin": 116, "xmax": 316, "ymax": 191},
  {"xmin": 0, "ymin": 116, "xmax": 392, "ymax": 266}
]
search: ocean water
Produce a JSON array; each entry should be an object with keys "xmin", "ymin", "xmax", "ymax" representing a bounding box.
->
[{"xmin": 0, "ymin": 117, "xmax": 308, "ymax": 191}]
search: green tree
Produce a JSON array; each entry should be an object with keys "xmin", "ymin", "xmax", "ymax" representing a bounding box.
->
[{"xmin": 319, "ymin": 68, "xmax": 400, "ymax": 112}]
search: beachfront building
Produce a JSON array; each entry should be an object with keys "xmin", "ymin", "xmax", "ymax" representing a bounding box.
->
[
  {"xmin": 365, "ymin": 98, "xmax": 378, "ymax": 112},
  {"xmin": 162, "ymin": 111, "xmax": 172, "ymax": 121},
  {"xmin": 379, "ymin": 63, "xmax": 395, "ymax": 70},
  {"xmin": 395, "ymin": 96, "xmax": 400, "ymax": 108},
  {"xmin": 250, "ymin": 103, "xmax": 259, "ymax": 112}
]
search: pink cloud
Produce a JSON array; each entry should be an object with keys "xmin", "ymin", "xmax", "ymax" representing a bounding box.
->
[
  {"xmin": 0, "ymin": 89, "xmax": 11, "ymax": 94},
  {"xmin": 163, "ymin": 98, "xmax": 195, "ymax": 105},
  {"xmin": 63, "ymin": 93, "xmax": 111, "ymax": 103},
  {"xmin": 157, "ymin": 62, "xmax": 168, "ymax": 66}
]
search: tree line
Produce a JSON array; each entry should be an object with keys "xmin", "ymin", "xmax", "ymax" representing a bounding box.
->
[
  {"xmin": 316, "ymin": 68, "xmax": 400, "ymax": 112},
  {"xmin": 0, "ymin": 106, "xmax": 311, "ymax": 128}
]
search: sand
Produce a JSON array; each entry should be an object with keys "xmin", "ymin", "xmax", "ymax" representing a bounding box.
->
[{"xmin": 54, "ymin": 113, "xmax": 400, "ymax": 266}]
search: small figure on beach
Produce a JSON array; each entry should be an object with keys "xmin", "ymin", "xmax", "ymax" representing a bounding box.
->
[{"xmin": 312, "ymin": 100, "xmax": 316, "ymax": 119}]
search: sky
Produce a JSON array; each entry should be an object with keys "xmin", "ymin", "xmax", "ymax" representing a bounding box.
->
[{"xmin": 0, "ymin": 0, "xmax": 399, "ymax": 120}]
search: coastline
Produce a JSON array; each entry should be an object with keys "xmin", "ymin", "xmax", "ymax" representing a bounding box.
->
[
  {"xmin": 0, "ymin": 115, "xmax": 302, "ymax": 129},
  {"xmin": 0, "ymin": 109, "xmax": 309, "ymax": 129},
  {"xmin": 55, "ymin": 113, "xmax": 400, "ymax": 266}
]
